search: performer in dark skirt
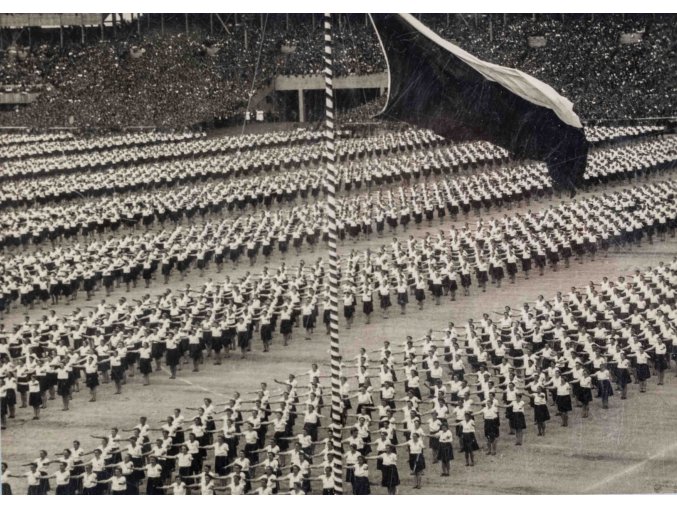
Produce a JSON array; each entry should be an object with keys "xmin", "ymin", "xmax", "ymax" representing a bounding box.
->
[
  {"xmin": 351, "ymin": 456, "xmax": 371, "ymax": 495},
  {"xmin": 458, "ymin": 413, "xmax": 480, "ymax": 466},
  {"xmin": 78, "ymin": 463, "xmax": 100, "ymax": 495},
  {"xmin": 165, "ymin": 336, "xmax": 180, "ymax": 379},
  {"xmin": 404, "ymin": 433, "xmax": 426, "ymax": 489},
  {"xmin": 478, "ymin": 398, "xmax": 500, "ymax": 455},
  {"xmin": 138, "ymin": 342, "xmax": 153, "ymax": 386},
  {"xmin": 7, "ymin": 462, "xmax": 40, "ymax": 494},
  {"xmin": 110, "ymin": 352, "xmax": 124, "ymax": 395},
  {"xmin": 313, "ymin": 466, "xmax": 336, "ymax": 495},
  {"xmin": 528, "ymin": 388, "xmax": 551, "ymax": 436},
  {"xmin": 630, "ymin": 346, "xmax": 653, "ymax": 393},
  {"xmin": 508, "ymin": 394, "xmax": 527, "ymax": 446},
  {"xmin": 437, "ymin": 422, "xmax": 454, "ymax": 477},
  {"xmin": 593, "ymin": 364, "xmax": 614, "ymax": 409},
  {"xmin": 51, "ymin": 462, "xmax": 72, "ymax": 495},
  {"xmin": 26, "ymin": 376, "xmax": 43, "ymax": 420},
  {"xmin": 553, "ymin": 373, "xmax": 573, "ymax": 427},
  {"xmin": 579, "ymin": 368, "xmax": 596, "ymax": 410},
  {"xmin": 396, "ymin": 280, "xmax": 409, "ymax": 315},
  {"xmin": 377, "ymin": 445, "xmax": 400, "ymax": 494},
  {"xmin": 361, "ymin": 289, "xmax": 374, "ymax": 325},
  {"xmin": 616, "ymin": 354, "xmax": 633, "ymax": 400},
  {"xmin": 653, "ymin": 340, "xmax": 669, "ymax": 386},
  {"xmin": 143, "ymin": 456, "xmax": 164, "ymax": 495}
]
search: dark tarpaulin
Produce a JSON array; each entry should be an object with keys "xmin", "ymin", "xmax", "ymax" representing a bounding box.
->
[{"xmin": 369, "ymin": 14, "xmax": 589, "ymax": 191}]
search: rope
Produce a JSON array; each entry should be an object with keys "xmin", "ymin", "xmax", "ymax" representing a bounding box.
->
[{"xmin": 241, "ymin": 14, "xmax": 268, "ymax": 136}]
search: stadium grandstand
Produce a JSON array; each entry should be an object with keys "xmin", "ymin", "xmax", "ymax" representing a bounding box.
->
[
  {"xmin": 1, "ymin": 11, "xmax": 677, "ymax": 498},
  {"xmin": 0, "ymin": 13, "xmax": 675, "ymax": 128}
]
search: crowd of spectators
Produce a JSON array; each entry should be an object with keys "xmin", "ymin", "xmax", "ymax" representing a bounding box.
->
[
  {"xmin": 0, "ymin": 14, "xmax": 674, "ymax": 129},
  {"xmin": 430, "ymin": 14, "xmax": 676, "ymax": 120},
  {"xmin": 279, "ymin": 20, "xmax": 384, "ymax": 76},
  {"xmin": 1, "ymin": 31, "xmax": 261, "ymax": 129}
]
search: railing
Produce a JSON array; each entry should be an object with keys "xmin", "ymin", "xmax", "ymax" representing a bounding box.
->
[
  {"xmin": 0, "ymin": 92, "xmax": 39, "ymax": 104},
  {"xmin": 274, "ymin": 72, "xmax": 388, "ymax": 91},
  {"xmin": 0, "ymin": 13, "xmax": 102, "ymax": 28}
]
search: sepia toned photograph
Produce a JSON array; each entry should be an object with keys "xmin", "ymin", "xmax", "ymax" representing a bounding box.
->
[{"xmin": 0, "ymin": 7, "xmax": 676, "ymax": 497}]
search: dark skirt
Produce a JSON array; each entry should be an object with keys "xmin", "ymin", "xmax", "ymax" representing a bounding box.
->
[
  {"xmin": 578, "ymin": 387, "xmax": 593, "ymax": 405},
  {"xmin": 556, "ymin": 394, "xmax": 572, "ymax": 413},
  {"xmin": 166, "ymin": 348, "xmax": 180, "ymax": 367},
  {"xmin": 655, "ymin": 354, "xmax": 668, "ymax": 372},
  {"xmin": 29, "ymin": 392, "xmax": 42, "ymax": 408},
  {"xmin": 461, "ymin": 432, "xmax": 480, "ymax": 453},
  {"xmin": 617, "ymin": 368, "xmax": 632, "ymax": 388},
  {"xmin": 189, "ymin": 343, "xmax": 203, "ymax": 360},
  {"xmin": 146, "ymin": 476, "xmax": 163, "ymax": 495},
  {"xmin": 55, "ymin": 484, "xmax": 71, "ymax": 495},
  {"xmin": 534, "ymin": 404, "xmax": 551, "ymax": 423},
  {"xmin": 352, "ymin": 476, "xmax": 370, "ymax": 495},
  {"xmin": 111, "ymin": 365, "xmax": 124, "ymax": 383},
  {"xmin": 408, "ymin": 453, "xmax": 426, "ymax": 473},
  {"xmin": 597, "ymin": 379, "xmax": 614, "ymax": 398},
  {"xmin": 280, "ymin": 319, "xmax": 293, "ymax": 335},
  {"xmin": 512, "ymin": 412, "xmax": 527, "ymax": 430},
  {"xmin": 437, "ymin": 442, "xmax": 454, "ymax": 463},
  {"xmin": 57, "ymin": 379, "xmax": 71, "ymax": 397},
  {"xmin": 484, "ymin": 418, "xmax": 500, "ymax": 441},
  {"xmin": 139, "ymin": 358, "xmax": 152, "ymax": 375},
  {"xmin": 636, "ymin": 364, "xmax": 651, "ymax": 381},
  {"xmin": 381, "ymin": 463, "xmax": 400, "ymax": 488}
]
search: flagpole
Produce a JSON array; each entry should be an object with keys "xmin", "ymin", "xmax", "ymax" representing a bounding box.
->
[{"xmin": 323, "ymin": 12, "xmax": 344, "ymax": 495}]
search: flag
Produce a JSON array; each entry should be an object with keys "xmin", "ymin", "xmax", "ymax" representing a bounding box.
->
[{"xmin": 369, "ymin": 14, "xmax": 589, "ymax": 191}]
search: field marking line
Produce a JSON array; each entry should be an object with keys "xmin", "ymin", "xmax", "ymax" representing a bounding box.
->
[
  {"xmin": 159, "ymin": 367, "xmax": 229, "ymax": 399},
  {"xmin": 582, "ymin": 439, "xmax": 677, "ymax": 492}
]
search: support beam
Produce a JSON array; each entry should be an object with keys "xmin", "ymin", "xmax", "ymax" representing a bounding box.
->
[
  {"xmin": 137, "ymin": 14, "xmax": 141, "ymax": 36},
  {"xmin": 214, "ymin": 14, "xmax": 230, "ymax": 34},
  {"xmin": 161, "ymin": 14, "xmax": 164, "ymax": 36},
  {"xmin": 298, "ymin": 89, "xmax": 305, "ymax": 122},
  {"xmin": 457, "ymin": 14, "xmax": 470, "ymax": 28},
  {"xmin": 100, "ymin": 14, "xmax": 105, "ymax": 41},
  {"xmin": 185, "ymin": 14, "xmax": 189, "ymax": 35},
  {"xmin": 210, "ymin": 13, "xmax": 213, "ymax": 35}
]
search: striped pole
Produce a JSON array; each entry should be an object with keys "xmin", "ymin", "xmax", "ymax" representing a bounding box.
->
[{"xmin": 323, "ymin": 12, "xmax": 344, "ymax": 495}]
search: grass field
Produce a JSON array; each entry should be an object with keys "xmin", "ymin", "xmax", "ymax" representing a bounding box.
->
[{"xmin": 3, "ymin": 175, "xmax": 677, "ymax": 495}]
